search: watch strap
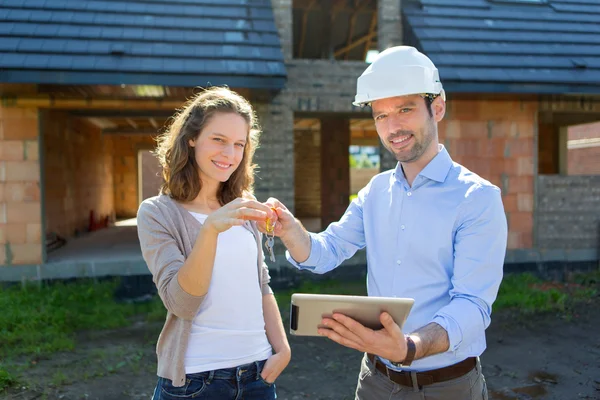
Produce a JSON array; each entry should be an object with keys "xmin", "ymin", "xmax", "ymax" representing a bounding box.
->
[{"xmin": 401, "ymin": 335, "xmax": 417, "ymax": 367}]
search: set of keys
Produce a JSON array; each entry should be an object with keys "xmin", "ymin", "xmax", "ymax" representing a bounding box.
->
[{"xmin": 264, "ymin": 211, "xmax": 276, "ymax": 262}]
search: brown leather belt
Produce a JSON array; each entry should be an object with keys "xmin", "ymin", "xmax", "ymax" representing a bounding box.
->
[{"xmin": 366, "ymin": 353, "xmax": 476, "ymax": 387}]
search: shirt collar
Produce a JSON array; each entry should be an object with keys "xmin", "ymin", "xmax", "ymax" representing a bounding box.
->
[{"xmin": 391, "ymin": 144, "xmax": 453, "ymax": 184}]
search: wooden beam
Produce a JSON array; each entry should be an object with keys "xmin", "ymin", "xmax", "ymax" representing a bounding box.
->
[
  {"xmin": 320, "ymin": 0, "xmax": 333, "ymax": 59},
  {"xmin": 102, "ymin": 128, "xmax": 159, "ymax": 135},
  {"xmin": 363, "ymin": 10, "xmax": 378, "ymax": 60},
  {"xmin": 334, "ymin": 32, "xmax": 376, "ymax": 58},
  {"xmin": 149, "ymin": 118, "xmax": 159, "ymax": 129},
  {"xmin": 0, "ymin": 94, "xmax": 184, "ymax": 110},
  {"xmin": 126, "ymin": 118, "xmax": 138, "ymax": 129},
  {"xmin": 331, "ymin": 0, "xmax": 349, "ymax": 22},
  {"xmin": 344, "ymin": 1, "xmax": 359, "ymax": 61},
  {"xmin": 298, "ymin": 0, "xmax": 317, "ymax": 58}
]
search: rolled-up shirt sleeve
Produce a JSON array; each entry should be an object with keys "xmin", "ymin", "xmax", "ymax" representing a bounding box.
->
[{"xmin": 431, "ymin": 185, "xmax": 507, "ymax": 352}]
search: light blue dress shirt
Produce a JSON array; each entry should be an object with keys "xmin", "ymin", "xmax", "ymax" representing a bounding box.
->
[{"xmin": 286, "ymin": 145, "xmax": 508, "ymax": 372}]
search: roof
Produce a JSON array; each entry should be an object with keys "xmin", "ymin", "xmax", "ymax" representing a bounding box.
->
[
  {"xmin": 403, "ymin": 0, "xmax": 600, "ymax": 95},
  {"xmin": 0, "ymin": 0, "xmax": 286, "ymax": 90}
]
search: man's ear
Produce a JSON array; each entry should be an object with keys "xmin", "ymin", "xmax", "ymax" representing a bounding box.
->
[{"xmin": 433, "ymin": 96, "xmax": 446, "ymax": 122}]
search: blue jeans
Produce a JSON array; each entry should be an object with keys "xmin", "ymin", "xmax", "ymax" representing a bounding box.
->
[{"xmin": 152, "ymin": 359, "xmax": 276, "ymax": 400}]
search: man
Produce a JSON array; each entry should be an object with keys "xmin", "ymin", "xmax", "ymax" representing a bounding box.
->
[{"xmin": 265, "ymin": 46, "xmax": 507, "ymax": 399}]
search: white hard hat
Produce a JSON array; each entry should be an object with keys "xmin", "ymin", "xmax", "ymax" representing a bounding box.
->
[{"xmin": 353, "ymin": 46, "xmax": 445, "ymax": 106}]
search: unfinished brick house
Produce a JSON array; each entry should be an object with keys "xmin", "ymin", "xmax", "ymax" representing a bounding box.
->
[{"xmin": 1, "ymin": 0, "xmax": 599, "ymax": 282}]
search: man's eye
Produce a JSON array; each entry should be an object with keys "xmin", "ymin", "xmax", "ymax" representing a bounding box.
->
[
  {"xmin": 375, "ymin": 114, "xmax": 386, "ymax": 121},
  {"xmin": 400, "ymin": 108, "xmax": 412, "ymax": 113}
]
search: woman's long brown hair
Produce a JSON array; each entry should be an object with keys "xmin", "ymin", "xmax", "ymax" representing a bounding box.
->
[{"xmin": 154, "ymin": 87, "xmax": 260, "ymax": 205}]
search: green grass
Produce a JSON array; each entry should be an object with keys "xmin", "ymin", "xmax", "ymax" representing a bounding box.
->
[
  {"xmin": 0, "ymin": 279, "xmax": 166, "ymax": 360},
  {"xmin": 0, "ymin": 365, "xmax": 18, "ymax": 391},
  {"xmin": 272, "ymin": 272, "xmax": 599, "ymax": 317},
  {"xmin": 494, "ymin": 272, "xmax": 598, "ymax": 314},
  {"xmin": 0, "ymin": 269, "xmax": 597, "ymax": 392},
  {"xmin": 274, "ymin": 279, "xmax": 367, "ymax": 312}
]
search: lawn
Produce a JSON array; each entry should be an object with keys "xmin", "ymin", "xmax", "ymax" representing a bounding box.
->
[{"xmin": 0, "ymin": 269, "xmax": 598, "ymax": 392}]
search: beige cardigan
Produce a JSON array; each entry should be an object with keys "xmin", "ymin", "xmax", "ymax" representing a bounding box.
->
[{"xmin": 136, "ymin": 194, "xmax": 273, "ymax": 387}]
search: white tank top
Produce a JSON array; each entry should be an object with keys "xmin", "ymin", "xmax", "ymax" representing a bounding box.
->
[{"xmin": 184, "ymin": 212, "xmax": 272, "ymax": 374}]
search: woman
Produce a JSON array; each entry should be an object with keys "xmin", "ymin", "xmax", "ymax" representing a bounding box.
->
[{"xmin": 137, "ymin": 87, "xmax": 290, "ymax": 400}]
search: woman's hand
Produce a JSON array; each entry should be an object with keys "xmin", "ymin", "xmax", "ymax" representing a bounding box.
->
[
  {"xmin": 204, "ymin": 198, "xmax": 276, "ymax": 234},
  {"xmin": 256, "ymin": 198, "xmax": 297, "ymax": 239},
  {"xmin": 260, "ymin": 349, "xmax": 291, "ymax": 383}
]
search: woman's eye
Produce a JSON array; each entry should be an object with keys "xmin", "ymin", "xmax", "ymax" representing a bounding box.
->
[{"xmin": 235, "ymin": 143, "xmax": 245, "ymax": 148}]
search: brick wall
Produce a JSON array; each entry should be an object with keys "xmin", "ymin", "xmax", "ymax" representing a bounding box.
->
[
  {"xmin": 110, "ymin": 134, "xmax": 156, "ymax": 218},
  {"xmin": 568, "ymin": 147, "xmax": 600, "ymax": 175},
  {"xmin": 254, "ymin": 97, "xmax": 295, "ymax": 209},
  {"xmin": 440, "ymin": 98, "xmax": 537, "ymax": 249},
  {"xmin": 43, "ymin": 113, "xmax": 114, "ymax": 238},
  {"xmin": 538, "ymin": 175, "xmax": 600, "ymax": 249},
  {"xmin": 0, "ymin": 106, "xmax": 42, "ymax": 265},
  {"xmin": 567, "ymin": 121, "xmax": 600, "ymax": 175}
]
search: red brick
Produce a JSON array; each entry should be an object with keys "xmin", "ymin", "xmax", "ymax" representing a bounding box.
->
[
  {"xmin": 567, "ymin": 146, "xmax": 600, "ymax": 175},
  {"xmin": 2, "ymin": 161, "xmax": 40, "ymax": 182},
  {"xmin": 508, "ymin": 138, "xmax": 534, "ymax": 157},
  {"xmin": 507, "ymin": 232, "xmax": 521, "ymax": 249},
  {"xmin": 1, "ymin": 118, "xmax": 39, "ymax": 140},
  {"xmin": 454, "ymin": 139, "xmax": 479, "ymax": 157},
  {"xmin": 503, "ymin": 194, "xmax": 518, "ymax": 213},
  {"xmin": 478, "ymin": 138, "xmax": 507, "ymax": 158},
  {"xmin": 2, "ymin": 182, "xmax": 40, "ymax": 202},
  {"xmin": 520, "ymin": 232, "xmax": 533, "ymax": 248},
  {"xmin": 449, "ymin": 100, "xmax": 481, "ymax": 120},
  {"xmin": 0, "ymin": 140, "xmax": 24, "ymax": 161},
  {"xmin": 461, "ymin": 157, "xmax": 488, "ymax": 176},
  {"xmin": 516, "ymin": 121, "xmax": 534, "ymax": 138},
  {"xmin": 508, "ymin": 176, "xmax": 534, "ymax": 194},
  {"xmin": 6, "ymin": 202, "xmax": 41, "ymax": 224},
  {"xmin": 489, "ymin": 121, "xmax": 517, "ymax": 139},
  {"xmin": 459, "ymin": 121, "xmax": 486, "ymax": 139},
  {"xmin": 26, "ymin": 223, "xmax": 41, "ymax": 244},
  {"xmin": 478, "ymin": 101, "xmax": 521, "ymax": 121},
  {"xmin": 516, "ymin": 157, "xmax": 534, "ymax": 176},
  {"xmin": 10, "ymin": 243, "xmax": 42, "ymax": 264},
  {"xmin": 443, "ymin": 120, "xmax": 460, "ymax": 139},
  {"xmin": 568, "ymin": 121, "xmax": 600, "ymax": 141},
  {"xmin": 0, "ymin": 223, "xmax": 26, "ymax": 244},
  {"xmin": 25, "ymin": 140, "xmax": 39, "ymax": 161},
  {"xmin": 517, "ymin": 193, "xmax": 533, "ymax": 212},
  {"xmin": 509, "ymin": 212, "xmax": 533, "ymax": 233}
]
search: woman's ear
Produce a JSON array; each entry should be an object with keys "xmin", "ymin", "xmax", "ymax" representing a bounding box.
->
[{"xmin": 188, "ymin": 139, "xmax": 195, "ymax": 148}]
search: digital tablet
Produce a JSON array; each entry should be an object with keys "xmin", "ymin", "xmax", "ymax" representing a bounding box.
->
[{"xmin": 290, "ymin": 293, "xmax": 414, "ymax": 336}]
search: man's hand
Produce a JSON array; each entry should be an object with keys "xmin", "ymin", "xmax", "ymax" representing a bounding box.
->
[
  {"xmin": 318, "ymin": 312, "xmax": 408, "ymax": 363},
  {"xmin": 260, "ymin": 349, "xmax": 291, "ymax": 383},
  {"xmin": 256, "ymin": 197, "xmax": 297, "ymax": 238}
]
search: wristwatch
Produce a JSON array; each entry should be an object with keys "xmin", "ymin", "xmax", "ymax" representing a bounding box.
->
[{"xmin": 390, "ymin": 335, "xmax": 416, "ymax": 368}]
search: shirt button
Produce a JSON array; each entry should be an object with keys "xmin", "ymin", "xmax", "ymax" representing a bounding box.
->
[
  {"xmin": 407, "ymin": 192, "xmax": 412, "ymax": 196},
  {"xmin": 400, "ymin": 225, "xmax": 405, "ymax": 230},
  {"xmin": 396, "ymin": 260, "xmax": 402, "ymax": 265}
]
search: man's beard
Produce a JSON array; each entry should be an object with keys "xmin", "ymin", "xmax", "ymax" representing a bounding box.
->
[{"xmin": 386, "ymin": 119, "xmax": 436, "ymax": 163}]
